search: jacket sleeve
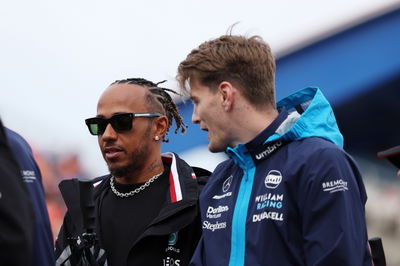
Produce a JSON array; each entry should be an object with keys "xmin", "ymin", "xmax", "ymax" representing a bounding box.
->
[{"xmin": 298, "ymin": 147, "xmax": 372, "ymax": 266}]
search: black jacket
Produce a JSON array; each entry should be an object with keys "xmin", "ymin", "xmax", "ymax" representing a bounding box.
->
[{"xmin": 55, "ymin": 152, "xmax": 209, "ymax": 266}]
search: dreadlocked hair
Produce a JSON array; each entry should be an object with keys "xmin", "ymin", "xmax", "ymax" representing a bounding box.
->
[{"xmin": 111, "ymin": 78, "xmax": 187, "ymax": 142}]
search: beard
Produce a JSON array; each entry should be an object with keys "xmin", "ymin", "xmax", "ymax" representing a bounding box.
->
[
  {"xmin": 109, "ymin": 147, "xmax": 149, "ymax": 178},
  {"xmin": 108, "ymin": 123, "xmax": 152, "ymax": 178}
]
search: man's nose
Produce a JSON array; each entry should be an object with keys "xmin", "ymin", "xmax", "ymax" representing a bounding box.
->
[
  {"xmin": 192, "ymin": 108, "xmax": 200, "ymax": 124},
  {"xmin": 101, "ymin": 123, "xmax": 117, "ymax": 140}
]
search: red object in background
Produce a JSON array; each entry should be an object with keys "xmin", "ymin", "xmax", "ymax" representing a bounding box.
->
[{"xmin": 377, "ymin": 145, "xmax": 400, "ymax": 169}]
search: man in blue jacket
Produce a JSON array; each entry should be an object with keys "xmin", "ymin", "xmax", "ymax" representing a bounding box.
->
[
  {"xmin": 0, "ymin": 118, "xmax": 34, "ymax": 266},
  {"xmin": 177, "ymin": 34, "xmax": 372, "ymax": 265},
  {"xmin": 5, "ymin": 127, "xmax": 55, "ymax": 266}
]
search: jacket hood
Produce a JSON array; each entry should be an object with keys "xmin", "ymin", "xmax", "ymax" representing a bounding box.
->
[
  {"xmin": 226, "ymin": 87, "xmax": 343, "ymax": 170},
  {"xmin": 268, "ymin": 87, "xmax": 343, "ymax": 147}
]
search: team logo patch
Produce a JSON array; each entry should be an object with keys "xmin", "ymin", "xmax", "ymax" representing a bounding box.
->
[
  {"xmin": 168, "ymin": 232, "xmax": 178, "ymax": 245},
  {"xmin": 265, "ymin": 170, "xmax": 282, "ymax": 189},
  {"xmin": 212, "ymin": 175, "xmax": 233, "ymax": 200},
  {"xmin": 222, "ymin": 175, "xmax": 233, "ymax": 192},
  {"xmin": 165, "ymin": 232, "xmax": 180, "ymax": 253}
]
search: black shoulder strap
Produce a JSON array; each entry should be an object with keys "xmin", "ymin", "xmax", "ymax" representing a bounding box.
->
[
  {"xmin": 59, "ymin": 179, "xmax": 83, "ymax": 231},
  {"xmin": 59, "ymin": 176, "xmax": 109, "ymax": 231}
]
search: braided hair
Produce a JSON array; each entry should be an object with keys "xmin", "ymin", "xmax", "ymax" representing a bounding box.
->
[{"xmin": 110, "ymin": 78, "xmax": 187, "ymax": 142}]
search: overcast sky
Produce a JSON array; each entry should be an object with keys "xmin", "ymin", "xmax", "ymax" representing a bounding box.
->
[{"xmin": 1, "ymin": 0, "xmax": 399, "ymax": 176}]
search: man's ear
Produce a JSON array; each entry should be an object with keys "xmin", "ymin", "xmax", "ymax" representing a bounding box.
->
[
  {"xmin": 218, "ymin": 81, "xmax": 235, "ymax": 111},
  {"xmin": 153, "ymin": 116, "xmax": 169, "ymax": 140}
]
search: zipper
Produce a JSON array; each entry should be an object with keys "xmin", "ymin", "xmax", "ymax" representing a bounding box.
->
[{"xmin": 229, "ymin": 166, "xmax": 255, "ymax": 266}]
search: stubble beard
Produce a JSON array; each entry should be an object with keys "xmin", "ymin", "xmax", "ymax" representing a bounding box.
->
[{"xmin": 108, "ymin": 124, "xmax": 152, "ymax": 178}]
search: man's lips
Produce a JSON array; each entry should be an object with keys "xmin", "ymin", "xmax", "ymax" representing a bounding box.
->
[
  {"xmin": 200, "ymin": 127, "xmax": 209, "ymax": 139},
  {"xmin": 103, "ymin": 146, "xmax": 124, "ymax": 160}
]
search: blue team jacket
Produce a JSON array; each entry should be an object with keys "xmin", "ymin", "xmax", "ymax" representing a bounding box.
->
[
  {"xmin": 6, "ymin": 128, "xmax": 55, "ymax": 266},
  {"xmin": 190, "ymin": 87, "xmax": 372, "ymax": 266}
]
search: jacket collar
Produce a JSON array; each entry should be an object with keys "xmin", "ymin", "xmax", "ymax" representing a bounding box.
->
[
  {"xmin": 90, "ymin": 152, "xmax": 199, "ymax": 204},
  {"xmin": 225, "ymin": 109, "xmax": 289, "ymax": 169},
  {"xmin": 245, "ymin": 109, "xmax": 289, "ymax": 151}
]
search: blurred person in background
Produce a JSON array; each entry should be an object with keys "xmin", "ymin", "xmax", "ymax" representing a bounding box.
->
[
  {"xmin": 4, "ymin": 127, "xmax": 55, "ymax": 266},
  {"xmin": 55, "ymin": 78, "xmax": 209, "ymax": 265},
  {"xmin": 177, "ymin": 34, "xmax": 372, "ymax": 265},
  {"xmin": 0, "ymin": 118, "xmax": 34, "ymax": 266},
  {"xmin": 33, "ymin": 151, "xmax": 68, "ymax": 240}
]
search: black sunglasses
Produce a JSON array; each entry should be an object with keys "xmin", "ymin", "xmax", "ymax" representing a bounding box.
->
[{"xmin": 85, "ymin": 112, "xmax": 162, "ymax": 136}]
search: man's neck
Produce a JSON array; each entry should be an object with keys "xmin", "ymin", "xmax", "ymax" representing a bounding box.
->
[
  {"xmin": 230, "ymin": 106, "xmax": 279, "ymax": 147},
  {"xmin": 116, "ymin": 157, "xmax": 165, "ymax": 184}
]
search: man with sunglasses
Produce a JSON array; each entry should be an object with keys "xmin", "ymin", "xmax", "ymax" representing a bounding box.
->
[{"xmin": 55, "ymin": 78, "xmax": 209, "ymax": 266}]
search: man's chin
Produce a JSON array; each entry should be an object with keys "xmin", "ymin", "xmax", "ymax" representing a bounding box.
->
[
  {"xmin": 108, "ymin": 164, "xmax": 130, "ymax": 178},
  {"xmin": 208, "ymin": 143, "xmax": 225, "ymax": 153}
]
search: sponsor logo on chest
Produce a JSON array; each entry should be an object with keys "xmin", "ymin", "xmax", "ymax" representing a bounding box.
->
[
  {"xmin": 202, "ymin": 220, "xmax": 227, "ymax": 231},
  {"xmin": 206, "ymin": 205, "xmax": 229, "ymax": 219},
  {"xmin": 165, "ymin": 232, "xmax": 180, "ymax": 254},
  {"xmin": 163, "ymin": 257, "xmax": 180, "ymax": 266},
  {"xmin": 264, "ymin": 170, "xmax": 282, "ymax": 189},
  {"xmin": 212, "ymin": 175, "xmax": 233, "ymax": 200},
  {"xmin": 255, "ymin": 193, "xmax": 284, "ymax": 210},
  {"xmin": 253, "ymin": 211, "xmax": 284, "ymax": 222},
  {"xmin": 253, "ymin": 170, "xmax": 285, "ymax": 223}
]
